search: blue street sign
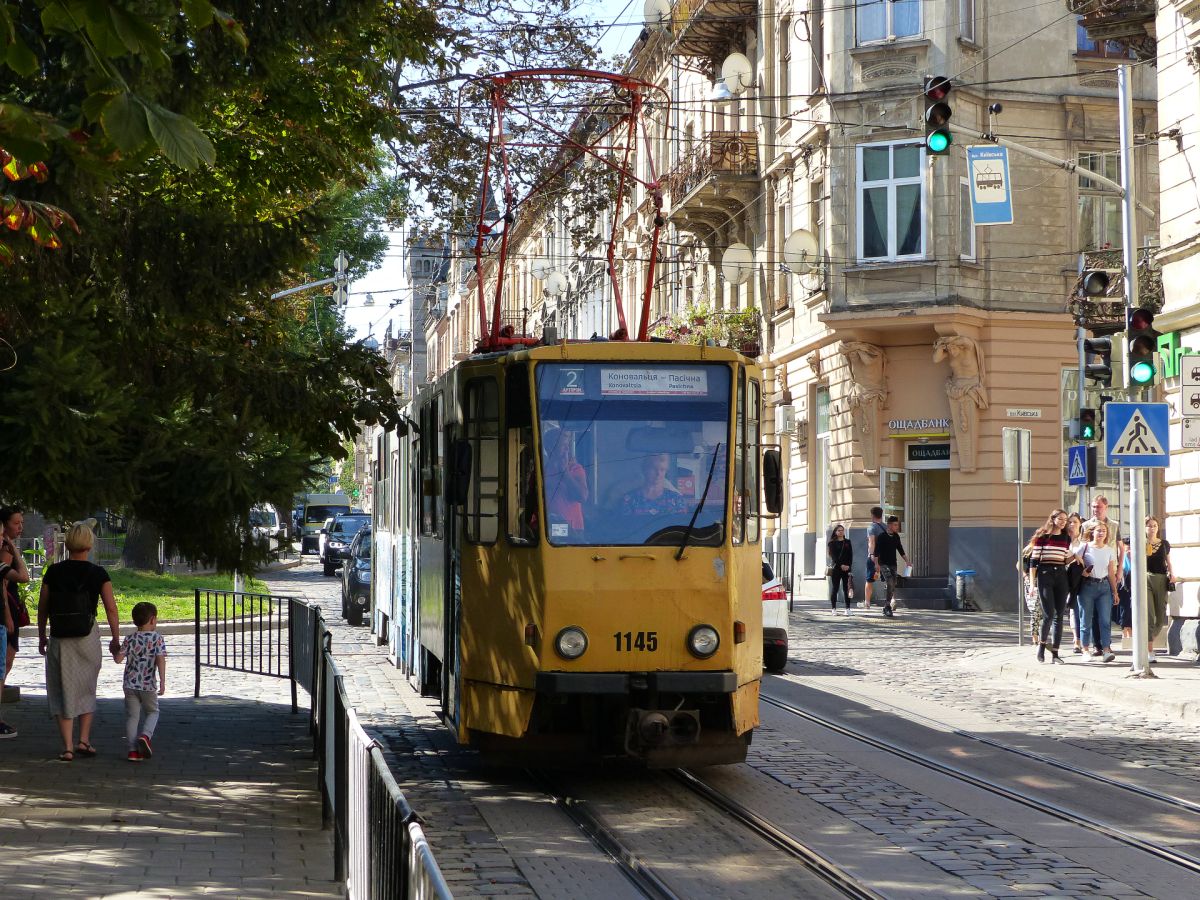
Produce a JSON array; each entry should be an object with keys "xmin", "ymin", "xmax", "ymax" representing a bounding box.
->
[
  {"xmin": 1104, "ymin": 402, "xmax": 1170, "ymax": 468},
  {"xmin": 966, "ymin": 146, "xmax": 1013, "ymax": 226},
  {"xmin": 1067, "ymin": 445, "xmax": 1089, "ymax": 486}
]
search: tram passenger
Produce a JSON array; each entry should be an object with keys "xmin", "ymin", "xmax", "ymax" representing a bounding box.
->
[
  {"xmin": 542, "ymin": 426, "xmax": 588, "ymax": 533},
  {"xmin": 620, "ymin": 452, "xmax": 689, "ymax": 518}
]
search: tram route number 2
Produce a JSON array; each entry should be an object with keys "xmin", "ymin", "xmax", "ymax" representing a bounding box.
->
[{"xmin": 614, "ymin": 631, "xmax": 658, "ymax": 651}]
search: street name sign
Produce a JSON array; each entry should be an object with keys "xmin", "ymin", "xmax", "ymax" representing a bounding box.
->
[
  {"xmin": 967, "ymin": 146, "xmax": 1013, "ymax": 226},
  {"xmin": 1067, "ymin": 445, "xmax": 1089, "ymax": 486},
  {"xmin": 1104, "ymin": 401, "xmax": 1170, "ymax": 468}
]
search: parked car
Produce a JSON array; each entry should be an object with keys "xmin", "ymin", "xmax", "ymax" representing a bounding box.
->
[
  {"xmin": 341, "ymin": 526, "xmax": 372, "ymax": 625},
  {"xmin": 762, "ymin": 561, "xmax": 789, "ymax": 673},
  {"xmin": 321, "ymin": 513, "xmax": 371, "ymax": 576},
  {"xmin": 249, "ymin": 504, "xmax": 284, "ymax": 548}
]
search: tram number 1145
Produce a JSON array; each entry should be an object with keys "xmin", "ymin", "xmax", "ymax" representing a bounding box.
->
[{"xmin": 614, "ymin": 631, "xmax": 658, "ymax": 652}]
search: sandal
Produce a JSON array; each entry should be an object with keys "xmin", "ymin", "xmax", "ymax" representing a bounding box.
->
[
  {"xmin": 75, "ymin": 742, "xmax": 97, "ymax": 757},
  {"xmin": 58, "ymin": 750, "xmax": 74, "ymax": 762}
]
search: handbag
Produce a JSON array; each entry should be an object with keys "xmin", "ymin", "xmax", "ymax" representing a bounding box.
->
[
  {"xmin": 1167, "ymin": 580, "xmax": 1176, "ymax": 593},
  {"xmin": 846, "ymin": 574, "xmax": 856, "ymax": 599}
]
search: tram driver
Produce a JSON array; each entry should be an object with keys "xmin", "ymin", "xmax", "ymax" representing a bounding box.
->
[{"xmin": 619, "ymin": 452, "xmax": 690, "ymax": 519}]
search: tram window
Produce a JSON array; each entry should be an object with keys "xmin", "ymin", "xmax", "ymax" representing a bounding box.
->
[
  {"xmin": 534, "ymin": 362, "xmax": 732, "ymax": 547},
  {"xmin": 507, "ymin": 425, "xmax": 537, "ymax": 545},
  {"xmin": 465, "ymin": 378, "xmax": 500, "ymax": 544},
  {"xmin": 746, "ymin": 378, "xmax": 761, "ymax": 543},
  {"xmin": 420, "ymin": 396, "xmax": 442, "ymax": 537},
  {"xmin": 733, "ymin": 373, "xmax": 746, "ymax": 545}
]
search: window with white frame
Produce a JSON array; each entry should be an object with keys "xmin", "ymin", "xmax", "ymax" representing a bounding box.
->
[
  {"xmin": 809, "ymin": 0, "xmax": 824, "ymax": 93},
  {"xmin": 812, "ymin": 177, "xmax": 826, "ymax": 288},
  {"xmin": 779, "ymin": 17, "xmax": 791, "ymax": 119},
  {"xmin": 857, "ymin": 0, "xmax": 919, "ymax": 45},
  {"xmin": 1078, "ymin": 151, "xmax": 1122, "ymax": 250},
  {"xmin": 857, "ymin": 141, "xmax": 924, "ymax": 262},
  {"xmin": 959, "ymin": 0, "xmax": 975, "ymax": 43},
  {"xmin": 959, "ymin": 177, "xmax": 975, "ymax": 261}
]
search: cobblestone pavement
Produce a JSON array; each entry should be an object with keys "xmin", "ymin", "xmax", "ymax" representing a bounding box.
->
[
  {"xmin": 0, "ymin": 618, "xmax": 338, "ymax": 898},
  {"xmin": 781, "ymin": 595, "xmax": 1200, "ymax": 785}
]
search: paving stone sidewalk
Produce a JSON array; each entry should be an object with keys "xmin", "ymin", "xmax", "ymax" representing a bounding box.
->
[{"xmin": 0, "ymin": 634, "xmax": 339, "ymax": 898}]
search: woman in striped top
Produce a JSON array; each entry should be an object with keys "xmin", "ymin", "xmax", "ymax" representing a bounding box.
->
[{"xmin": 1028, "ymin": 508, "xmax": 1072, "ymax": 663}]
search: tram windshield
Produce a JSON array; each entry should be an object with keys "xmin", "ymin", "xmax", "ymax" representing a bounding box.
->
[{"xmin": 535, "ymin": 362, "xmax": 731, "ymax": 547}]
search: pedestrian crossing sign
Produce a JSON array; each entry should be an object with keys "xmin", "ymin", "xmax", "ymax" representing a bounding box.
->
[
  {"xmin": 1067, "ymin": 445, "xmax": 1088, "ymax": 486},
  {"xmin": 1104, "ymin": 402, "xmax": 1170, "ymax": 468}
]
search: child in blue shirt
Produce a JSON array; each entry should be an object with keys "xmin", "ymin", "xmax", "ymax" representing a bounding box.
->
[{"xmin": 114, "ymin": 602, "xmax": 167, "ymax": 761}]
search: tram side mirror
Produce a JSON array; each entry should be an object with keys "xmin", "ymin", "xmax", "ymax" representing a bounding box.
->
[
  {"xmin": 449, "ymin": 439, "xmax": 472, "ymax": 506},
  {"xmin": 763, "ymin": 449, "xmax": 783, "ymax": 515}
]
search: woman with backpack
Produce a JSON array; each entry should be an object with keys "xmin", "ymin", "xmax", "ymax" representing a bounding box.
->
[{"xmin": 37, "ymin": 523, "xmax": 121, "ymax": 761}]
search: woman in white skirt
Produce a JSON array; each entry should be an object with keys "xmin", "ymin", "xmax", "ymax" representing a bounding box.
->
[{"xmin": 37, "ymin": 523, "xmax": 121, "ymax": 761}]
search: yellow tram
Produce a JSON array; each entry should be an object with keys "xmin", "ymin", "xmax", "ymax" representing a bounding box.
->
[{"xmin": 377, "ymin": 340, "xmax": 780, "ymax": 767}]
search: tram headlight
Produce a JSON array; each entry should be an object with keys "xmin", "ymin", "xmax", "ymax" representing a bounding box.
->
[
  {"xmin": 554, "ymin": 626, "xmax": 589, "ymax": 660},
  {"xmin": 687, "ymin": 625, "xmax": 720, "ymax": 659}
]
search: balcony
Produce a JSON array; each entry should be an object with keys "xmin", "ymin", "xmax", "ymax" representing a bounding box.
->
[
  {"xmin": 671, "ymin": 0, "xmax": 757, "ymax": 63},
  {"xmin": 666, "ymin": 131, "xmax": 759, "ymax": 230},
  {"xmin": 1068, "ymin": 1, "xmax": 1156, "ymax": 61}
]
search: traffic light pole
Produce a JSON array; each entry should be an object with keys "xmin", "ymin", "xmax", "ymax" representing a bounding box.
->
[{"xmin": 1117, "ymin": 64, "xmax": 1152, "ymax": 678}]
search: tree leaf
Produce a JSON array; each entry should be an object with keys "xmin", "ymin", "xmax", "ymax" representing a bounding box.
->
[
  {"xmin": 100, "ymin": 93, "xmax": 150, "ymax": 153},
  {"xmin": 108, "ymin": 4, "xmax": 162, "ymax": 56},
  {"xmin": 5, "ymin": 38, "xmax": 39, "ymax": 76},
  {"xmin": 81, "ymin": 89, "xmax": 120, "ymax": 122},
  {"xmin": 181, "ymin": 0, "xmax": 214, "ymax": 28},
  {"xmin": 144, "ymin": 102, "xmax": 215, "ymax": 170}
]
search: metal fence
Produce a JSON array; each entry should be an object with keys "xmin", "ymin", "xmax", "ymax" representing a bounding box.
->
[
  {"xmin": 193, "ymin": 592, "xmax": 449, "ymax": 895},
  {"xmin": 763, "ymin": 551, "xmax": 797, "ymax": 611}
]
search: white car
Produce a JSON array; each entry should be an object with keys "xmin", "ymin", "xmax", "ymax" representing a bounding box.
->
[{"xmin": 762, "ymin": 561, "xmax": 789, "ymax": 673}]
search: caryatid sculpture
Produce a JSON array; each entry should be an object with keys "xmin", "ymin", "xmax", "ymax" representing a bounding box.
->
[
  {"xmin": 933, "ymin": 335, "xmax": 989, "ymax": 473},
  {"xmin": 838, "ymin": 341, "xmax": 888, "ymax": 474}
]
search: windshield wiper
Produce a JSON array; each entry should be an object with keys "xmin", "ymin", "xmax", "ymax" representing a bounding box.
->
[{"xmin": 676, "ymin": 443, "xmax": 721, "ymax": 561}]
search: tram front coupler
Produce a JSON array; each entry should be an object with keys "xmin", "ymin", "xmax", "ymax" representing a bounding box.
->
[{"xmin": 625, "ymin": 708, "xmax": 701, "ymax": 755}]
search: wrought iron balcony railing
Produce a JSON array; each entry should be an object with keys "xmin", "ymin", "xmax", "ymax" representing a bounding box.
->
[{"xmin": 666, "ymin": 131, "xmax": 758, "ymax": 203}]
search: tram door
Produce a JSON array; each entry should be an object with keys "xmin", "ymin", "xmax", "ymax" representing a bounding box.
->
[{"xmin": 443, "ymin": 420, "xmax": 461, "ymax": 728}]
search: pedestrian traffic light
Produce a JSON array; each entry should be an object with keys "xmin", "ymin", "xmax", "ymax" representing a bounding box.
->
[
  {"xmin": 1078, "ymin": 407, "xmax": 1098, "ymax": 441},
  {"xmin": 1126, "ymin": 307, "xmax": 1160, "ymax": 386},
  {"xmin": 1083, "ymin": 335, "xmax": 1112, "ymax": 387},
  {"xmin": 923, "ymin": 76, "xmax": 952, "ymax": 156}
]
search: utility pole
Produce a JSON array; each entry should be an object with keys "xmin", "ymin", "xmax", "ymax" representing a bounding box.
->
[{"xmin": 1118, "ymin": 65, "xmax": 1152, "ymax": 678}]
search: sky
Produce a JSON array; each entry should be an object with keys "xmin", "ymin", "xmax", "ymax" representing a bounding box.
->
[{"xmin": 341, "ymin": 0, "xmax": 643, "ymax": 343}]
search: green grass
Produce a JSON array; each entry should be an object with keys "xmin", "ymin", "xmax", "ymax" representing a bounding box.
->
[{"xmin": 107, "ymin": 569, "xmax": 269, "ymax": 623}]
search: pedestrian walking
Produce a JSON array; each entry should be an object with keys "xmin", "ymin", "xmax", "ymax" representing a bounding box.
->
[
  {"xmin": 37, "ymin": 523, "xmax": 122, "ymax": 761},
  {"xmin": 874, "ymin": 516, "xmax": 910, "ymax": 618},
  {"xmin": 1144, "ymin": 516, "xmax": 1174, "ymax": 664},
  {"xmin": 0, "ymin": 505, "xmax": 31, "ymax": 738},
  {"xmin": 1117, "ymin": 538, "xmax": 1133, "ymax": 643},
  {"xmin": 1076, "ymin": 522, "xmax": 1119, "ymax": 663},
  {"xmin": 826, "ymin": 524, "xmax": 853, "ymax": 615},
  {"xmin": 114, "ymin": 601, "xmax": 167, "ymax": 761},
  {"xmin": 1066, "ymin": 513, "xmax": 1087, "ymax": 655},
  {"xmin": 1084, "ymin": 496, "xmax": 1121, "ymax": 655},
  {"xmin": 1028, "ymin": 509, "xmax": 1072, "ymax": 663},
  {"xmin": 863, "ymin": 506, "xmax": 886, "ymax": 611}
]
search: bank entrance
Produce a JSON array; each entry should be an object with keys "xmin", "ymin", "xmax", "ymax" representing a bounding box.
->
[{"xmin": 881, "ymin": 442, "xmax": 951, "ymax": 579}]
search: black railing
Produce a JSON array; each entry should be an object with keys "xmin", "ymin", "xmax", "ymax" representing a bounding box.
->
[
  {"xmin": 193, "ymin": 589, "xmax": 297, "ymax": 712},
  {"xmin": 763, "ymin": 551, "xmax": 797, "ymax": 611}
]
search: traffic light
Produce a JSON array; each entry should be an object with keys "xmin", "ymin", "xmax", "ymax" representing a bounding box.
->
[
  {"xmin": 1078, "ymin": 407, "xmax": 1098, "ymax": 441},
  {"xmin": 1083, "ymin": 335, "xmax": 1112, "ymax": 387},
  {"xmin": 1081, "ymin": 269, "xmax": 1111, "ymax": 297},
  {"xmin": 1126, "ymin": 307, "xmax": 1160, "ymax": 386},
  {"xmin": 923, "ymin": 76, "xmax": 952, "ymax": 156}
]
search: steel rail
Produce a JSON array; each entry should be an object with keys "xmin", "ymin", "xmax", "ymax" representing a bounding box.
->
[
  {"xmin": 529, "ymin": 771, "xmax": 683, "ymax": 900},
  {"xmin": 761, "ymin": 694, "xmax": 1200, "ymax": 876},
  {"xmin": 670, "ymin": 769, "xmax": 885, "ymax": 900},
  {"xmin": 765, "ymin": 681, "xmax": 1200, "ymax": 816}
]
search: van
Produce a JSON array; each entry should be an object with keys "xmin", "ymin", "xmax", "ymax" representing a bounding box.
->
[{"xmin": 300, "ymin": 493, "xmax": 351, "ymax": 554}]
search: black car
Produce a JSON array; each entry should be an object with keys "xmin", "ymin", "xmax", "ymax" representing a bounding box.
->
[
  {"xmin": 321, "ymin": 513, "xmax": 370, "ymax": 576},
  {"xmin": 340, "ymin": 526, "xmax": 372, "ymax": 626}
]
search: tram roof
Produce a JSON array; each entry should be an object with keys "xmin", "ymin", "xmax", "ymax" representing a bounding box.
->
[{"xmin": 460, "ymin": 342, "xmax": 753, "ymax": 367}]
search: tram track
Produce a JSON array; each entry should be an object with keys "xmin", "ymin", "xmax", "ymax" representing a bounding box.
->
[
  {"xmin": 767, "ymin": 678, "xmax": 1200, "ymax": 811},
  {"xmin": 532, "ymin": 768, "xmax": 881, "ymax": 899},
  {"xmin": 760, "ymin": 691, "xmax": 1200, "ymax": 877}
]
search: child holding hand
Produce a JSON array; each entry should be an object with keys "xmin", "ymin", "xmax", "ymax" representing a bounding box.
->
[{"xmin": 114, "ymin": 602, "xmax": 167, "ymax": 761}]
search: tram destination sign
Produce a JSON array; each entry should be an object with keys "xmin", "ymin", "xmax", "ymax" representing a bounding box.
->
[{"xmin": 600, "ymin": 368, "xmax": 708, "ymax": 396}]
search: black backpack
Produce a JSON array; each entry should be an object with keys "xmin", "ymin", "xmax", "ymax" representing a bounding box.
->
[{"xmin": 49, "ymin": 572, "xmax": 96, "ymax": 639}]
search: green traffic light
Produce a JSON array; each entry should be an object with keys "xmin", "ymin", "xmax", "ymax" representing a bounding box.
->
[
  {"xmin": 927, "ymin": 131, "xmax": 951, "ymax": 153},
  {"xmin": 1081, "ymin": 423, "xmax": 1095, "ymax": 440},
  {"xmin": 1130, "ymin": 360, "xmax": 1156, "ymax": 385}
]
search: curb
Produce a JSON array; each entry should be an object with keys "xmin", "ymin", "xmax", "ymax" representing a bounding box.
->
[{"xmin": 976, "ymin": 649, "xmax": 1200, "ymax": 724}]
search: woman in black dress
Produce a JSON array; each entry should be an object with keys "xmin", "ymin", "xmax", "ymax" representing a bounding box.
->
[
  {"xmin": 827, "ymin": 524, "xmax": 853, "ymax": 615},
  {"xmin": 1145, "ymin": 516, "xmax": 1175, "ymax": 663}
]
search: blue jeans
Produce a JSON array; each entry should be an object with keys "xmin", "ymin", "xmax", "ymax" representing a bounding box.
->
[
  {"xmin": 1077, "ymin": 579, "xmax": 1113, "ymax": 651},
  {"xmin": 0, "ymin": 624, "xmax": 6, "ymax": 680}
]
